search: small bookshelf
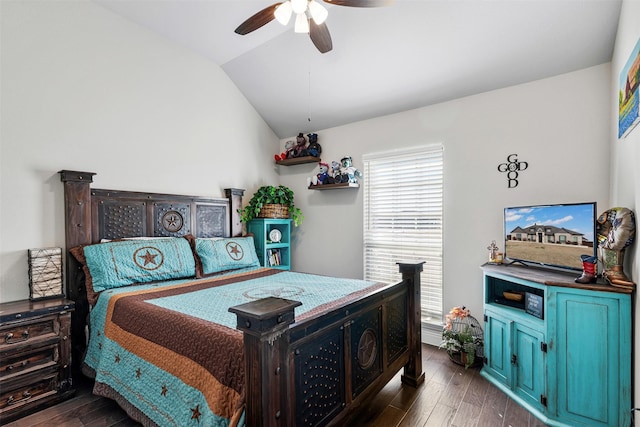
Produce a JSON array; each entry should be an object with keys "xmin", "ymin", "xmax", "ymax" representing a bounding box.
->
[{"xmin": 247, "ymin": 218, "xmax": 291, "ymax": 270}]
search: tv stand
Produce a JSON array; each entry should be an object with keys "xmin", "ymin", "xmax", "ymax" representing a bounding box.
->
[{"xmin": 481, "ymin": 263, "xmax": 632, "ymax": 427}]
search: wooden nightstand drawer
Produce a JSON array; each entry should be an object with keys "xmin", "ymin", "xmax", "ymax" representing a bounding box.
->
[
  {"xmin": 0, "ymin": 369, "xmax": 58, "ymax": 415},
  {"xmin": 1, "ymin": 343, "xmax": 59, "ymax": 380},
  {"xmin": 0, "ymin": 317, "xmax": 59, "ymax": 350}
]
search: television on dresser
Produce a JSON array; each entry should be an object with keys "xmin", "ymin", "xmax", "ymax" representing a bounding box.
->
[{"xmin": 503, "ymin": 202, "xmax": 597, "ymax": 271}]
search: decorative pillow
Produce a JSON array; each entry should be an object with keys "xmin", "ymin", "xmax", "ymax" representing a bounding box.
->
[
  {"xmin": 195, "ymin": 237, "xmax": 260, "ymax": 277},
  {"xmin": 71, "ymin": 236, "xmax": 196, "ymax": 303}
]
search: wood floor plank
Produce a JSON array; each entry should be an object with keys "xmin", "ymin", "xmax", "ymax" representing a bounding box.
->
[
  {"xmin": 367, "ymin": 404, "xmax": 406, "ymax": 427},
  {"xmin": 502, "ymin": 397, "xmax": 531, "ymax": 427},
  {"xmin": 462, "ymin": 370, "xmax": 489, "ymax": 407},
  {"xmin": 451, "ymin": 400, "xmax": 482, "ymax": 427},
  {"xmin": 476, "ymin": 376, "xmax": 508, "ymax": 427},
  {"xmin": 397, "ymin": 380, "xmax": 447, "ymax": 427},
  {"xmin": 423, "ymin": 401, "xmax": 457, "ymax": 427},
  {"xmin": 442, "ymin": 367, "xmax": 473, "ymax": 409}
]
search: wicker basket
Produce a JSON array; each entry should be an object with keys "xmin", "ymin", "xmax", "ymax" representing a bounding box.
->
[{"xmin": 258, "ymin": 204, "xmax": 289, "ymax": 219}]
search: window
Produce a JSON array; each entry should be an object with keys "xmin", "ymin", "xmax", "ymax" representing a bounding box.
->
[{"xmin": 363, "ymin": 145, "xmax": 443, "ymax": 324}]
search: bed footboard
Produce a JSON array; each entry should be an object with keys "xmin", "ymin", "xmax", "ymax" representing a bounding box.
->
[{"xmin": 230, "ymin": 262, "xmax": 425, "ymax": 427}]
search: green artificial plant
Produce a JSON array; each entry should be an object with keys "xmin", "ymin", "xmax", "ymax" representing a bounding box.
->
[{"xmin": 238, "ymin": 185, "xmax": 304, "ymax": 227}]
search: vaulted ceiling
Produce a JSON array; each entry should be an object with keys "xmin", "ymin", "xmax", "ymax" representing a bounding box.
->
[{"xmin": 94, "ymin": 0, "xmax": 622, "ymax": 138}]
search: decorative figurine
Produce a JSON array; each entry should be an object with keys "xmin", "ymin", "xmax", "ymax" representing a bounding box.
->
[
  {"xmin": 275, "ymin": 140, "xmax": 295, "ymax": 161},
  {"xmin": 306, "ymin": 133, "xmax": 322, "ymax": 157},
  {"xmin": 317, "ymin": 162, "xmax": 330, "ymax": 185},
  {"xmin": 575, "ymin": 254, "xmax": 598, "ymax": 284},
  {"xmin": 340, "ymin": 156, "xmax": 362, "ymax": 183},
  {"xmin": 330, "ymin": 160, "xmax": 341, "ymax": 184},
  {"xmin": 292, "ymin": 133, "xmax": 308, "ymax": 158}
]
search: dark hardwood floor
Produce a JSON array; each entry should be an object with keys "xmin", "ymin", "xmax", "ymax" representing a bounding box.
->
[{"xmin": 5, "ymin": 344, "xmax": 544, "ymax": 427}]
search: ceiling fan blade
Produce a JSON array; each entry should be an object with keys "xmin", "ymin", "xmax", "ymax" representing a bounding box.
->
[
  {"xmin": 235, "ymin": 3, "xmax": 280, "ymax": 35},
  {"xmin": 309, "ymin": 21, "xmax": 333, "ymax": 53},
  {"xmin": 323, "ymin": 0, "xmax": 395, "ymax": 7}
]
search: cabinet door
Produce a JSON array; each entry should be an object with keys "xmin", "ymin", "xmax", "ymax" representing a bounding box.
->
[
  {"xmin": 483, "ymin": 310, "xmax": 511, "ymax": 387},
  {"xmin": 513, "ymin": 322, "xmax": 545, "ymax": 412},
  {"xmin": 551, "ymin": 290, "xmax": 631, "ymax": 427}
]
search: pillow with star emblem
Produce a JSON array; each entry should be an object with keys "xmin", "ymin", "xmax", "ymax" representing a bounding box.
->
[
  {"xmin": 195, "ymin": 237, "xmax": 260, "ymax": 277},
  {"xmin": 71, "ymin": 236, "xmax": 196, "ymax": 303}
]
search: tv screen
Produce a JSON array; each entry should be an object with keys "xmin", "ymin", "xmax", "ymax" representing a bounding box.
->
[{"xmin": 504, "ymin": 202, "xmax": 597, "ymax": 271}]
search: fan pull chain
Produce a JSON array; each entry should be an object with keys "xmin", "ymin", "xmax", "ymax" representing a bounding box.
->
[{"xmin": 308, "ymin": 70, "xmax": 311, "ymax": 122}]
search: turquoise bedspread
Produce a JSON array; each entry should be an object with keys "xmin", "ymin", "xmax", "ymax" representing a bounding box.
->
[{"xmin": 84, "ymin": 267, "xmax": 380, "ymax": 427}]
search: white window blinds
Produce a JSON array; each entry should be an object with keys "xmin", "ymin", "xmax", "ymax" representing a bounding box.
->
[{"xmin": 363, "ymin": 145, "xmax": 443, "ymax": 323}]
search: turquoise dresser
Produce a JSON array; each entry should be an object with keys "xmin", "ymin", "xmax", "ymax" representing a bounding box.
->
[{"xmin": 481, "ymin": 264, "xmax": 632, "ymax": 427}]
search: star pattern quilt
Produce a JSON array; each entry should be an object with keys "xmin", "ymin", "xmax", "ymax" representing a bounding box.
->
[{"xmin": 83, "ymin": 266, "xmax": 383, "ymax": 426}]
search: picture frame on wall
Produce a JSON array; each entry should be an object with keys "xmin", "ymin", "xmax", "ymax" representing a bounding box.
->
[{"xmin": 618, "ymin": 37, "xmax": 640, "ymax": 139}]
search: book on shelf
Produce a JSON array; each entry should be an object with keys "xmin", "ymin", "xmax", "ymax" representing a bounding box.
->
[{"xmin": 267, "ymin": 249, "xmax": 282, "ymax": 266}]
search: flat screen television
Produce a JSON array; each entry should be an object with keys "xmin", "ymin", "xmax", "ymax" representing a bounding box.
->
[{"xmin": 504, "ymin": 202, "xmax": 597, "ymax": 271}]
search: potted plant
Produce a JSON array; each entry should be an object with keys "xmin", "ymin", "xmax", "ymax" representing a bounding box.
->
[
  {"xmin": 439, "ymin": 306, "xmax": 483, "ymax": 369},
  {"xmin": 238, "ymin": 185, "xmax": 304, "ymax": 227}
]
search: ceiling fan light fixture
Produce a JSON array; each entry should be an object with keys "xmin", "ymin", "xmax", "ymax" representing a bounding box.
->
[
  {"xmin": 291, "ymin": 0, "xmax": 308, "ymax": 14},
  {"xmin": 274, "ymin": 1, "xmax": 293, "ymax": 25},
  {"xmin": 308, "ymin": 0, "xmax": 328, "ymax": 25},
  {"xmin": 294, "ymin": 12, "xmax": 310, "ymax": 33}
]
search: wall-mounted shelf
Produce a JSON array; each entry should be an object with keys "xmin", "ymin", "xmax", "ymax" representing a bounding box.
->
[
  {"xmin": 308, "ymin": 182, "xmax": 359, "ymax": 190},
  {"xmin": 275, "ymin": 156, "xmax": 320, "ymax": 166}
]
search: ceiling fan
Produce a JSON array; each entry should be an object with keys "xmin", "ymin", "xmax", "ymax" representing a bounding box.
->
[{"xmin": 235, "ymin": 0, "xmax": 395, "ymax": 54}]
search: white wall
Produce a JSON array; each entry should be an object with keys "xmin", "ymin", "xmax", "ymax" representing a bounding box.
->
[
  {"xmin": 280, "ymin": 64, "xmax": 611, "ymax": 322},
  {"xmin": 0, "ymin": 0, "xmax": 280, "ymax": 303},
  {"xmin": 610, "ymin": 0, "xmax": 640, "ymax": 410}
]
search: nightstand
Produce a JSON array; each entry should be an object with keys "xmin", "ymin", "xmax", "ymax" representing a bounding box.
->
[
  {"xmin": 248, "ymin": 218, "xmax": 292, "ymax": 270},
  {"xmin": 0, "ymin": 297, "xmax": 75, "ymax": 423}
]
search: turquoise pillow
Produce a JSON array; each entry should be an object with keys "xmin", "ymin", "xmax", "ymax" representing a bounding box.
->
[
  {"xmin": 195, "ymin": 237, "xmax": 260, "ymax": 276},
  {"xmin": 82, "ymin": 237, "xmax": 196, "ymax": 293}
]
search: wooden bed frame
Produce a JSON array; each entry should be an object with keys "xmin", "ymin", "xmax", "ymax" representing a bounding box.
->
[{"xmin": 59, "ymin": 170, "xmax": 425, "ymax": 427}]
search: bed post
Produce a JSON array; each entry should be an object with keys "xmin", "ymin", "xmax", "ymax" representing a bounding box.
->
[
  {"xmin": 229, "ymin": 297, "xmax": 301, "ymax": 427},
  {"xmin": 398, "ymin": 261, "xmax": 426, "ymax": 387},
  {"xmin": 225, "ymin": 188, "xmax": 244, "ymax": 237},
  {"xmin": 59, "ymin": 170, "xmax": 96, "ymax": 373}
]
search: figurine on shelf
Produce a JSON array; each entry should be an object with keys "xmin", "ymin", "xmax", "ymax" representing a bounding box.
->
[
  {"xmin": 317, "ymin": 162, "xmax": 330, "ymax": 185},
  {"xmin": 330, "ymin": 160, "xmax": 341, "ymax": 184},
  {"xmin": 306, "ymin": 133, "xmax": 322, "ymax": 158},
  {"xmin": 292, "ymin": 133, "xmax": 308, "ymax": 158},
  {"xmin": 340, "ymin": 156, "xmax": 362, "ymax": 183},
  {"xmin": 275, "ymin": 140, "xmax": 295, "ymax": 162}
]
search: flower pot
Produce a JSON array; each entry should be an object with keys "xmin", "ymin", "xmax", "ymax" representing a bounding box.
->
[{"xmin": 460, "ymin": 351, "xmax": 469, "ymax": 366}]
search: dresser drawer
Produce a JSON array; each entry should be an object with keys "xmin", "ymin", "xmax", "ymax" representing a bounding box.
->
[
  {"xmin": 0, "ymin": 343, "xmax": 59, "ymax": 381},
  {"xmin": 0, "ymin": 369, "xmax": 58, "ymax": 415},
  {"xmin": 0, "ymin": 316, "xmax": 59, "ymax": 350}
]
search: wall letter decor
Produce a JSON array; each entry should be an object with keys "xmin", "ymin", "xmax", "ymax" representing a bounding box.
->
[{"xmin": 497, "ymin": 154, "xmax": 528, "ymax": 188}]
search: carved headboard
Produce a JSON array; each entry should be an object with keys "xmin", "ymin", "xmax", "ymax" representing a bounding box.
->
[{"xmin": 58, "ymin": 170, "xmax": 244, "ymax": 367}]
